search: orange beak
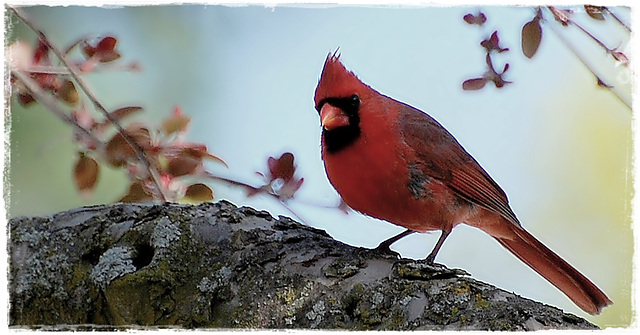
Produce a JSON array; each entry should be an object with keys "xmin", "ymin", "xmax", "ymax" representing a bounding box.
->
[{"xmin": 320, "ymin": 104, "xmax": 350, "ymax": 131}]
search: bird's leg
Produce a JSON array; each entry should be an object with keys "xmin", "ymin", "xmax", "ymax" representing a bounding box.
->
[
  {"xmin": 372, "ymin": 229, "xmax": 415, "ymax": 257},
  {"xmin": 425, "ymin": 228, "xmax": 452, "ymax": 264}
]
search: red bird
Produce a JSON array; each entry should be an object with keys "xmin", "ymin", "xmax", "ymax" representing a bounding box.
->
[{"xmin": 314, "ymin": 52, "xmax": 611, "ymax": 315}]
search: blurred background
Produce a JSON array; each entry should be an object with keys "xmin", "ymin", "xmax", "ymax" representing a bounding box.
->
[{"xmin": 5, "ymin": 4, "xmax": 632, "ymax": 328}]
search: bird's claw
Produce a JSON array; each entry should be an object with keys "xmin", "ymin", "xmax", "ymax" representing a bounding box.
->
[
  {"xmin": 425, "ymin": 253, "xmax": 437, "ymax": 265},
  {"xmin": 371, "ymin": 242, "xmax": 402, "ymax": 259}
]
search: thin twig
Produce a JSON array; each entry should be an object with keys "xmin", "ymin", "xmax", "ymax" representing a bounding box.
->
[
  {"xmin": 9, "ymin": 5, "xmax": 168, "ymax": 201},
  {"xmin": 11, "ymin": 69, "xmax": 106, "ymax": 152},
  {"xmin": 22, "ymin": 64, "xmax": 140, "ymax": 75},
  {"xmin": 544, "ymin": 15, "xmax": 631, "ymax": 109},
  {"xmin": 571, "ymin": 19, "xmax": 611, "ymax": 51},
  {"xmin": 605, "ymin": 7, "xmax": 631, "ymax": 32},
  {"xmin": 548, "ymin": 6, "xmax": 631, "ymax": 67},
  {"xmin": 202, "ymin": 172, "xmax": 308, "ymax": 223},
  {"xmin": 547, "ymin": 6, "xmax": 621, "ymax": 55},
  {"xmin": 18, "ymin": 65, "xmax": 72, "ymax": 75}
]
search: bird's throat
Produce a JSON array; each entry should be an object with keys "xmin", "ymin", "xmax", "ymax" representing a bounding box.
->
[{"xmin": 323, "ymin": 124, "xmax": 361, "ymax": 154}]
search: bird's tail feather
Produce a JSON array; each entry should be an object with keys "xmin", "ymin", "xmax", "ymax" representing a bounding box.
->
[{"xmin": 495, "ymin": 226, "xmax": 612, "ymax": 315}]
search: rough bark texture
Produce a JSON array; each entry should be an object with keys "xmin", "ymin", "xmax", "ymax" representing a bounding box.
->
[{"xmin": 9, "ymin": 200, "xmax": 598, "ymax": 330}]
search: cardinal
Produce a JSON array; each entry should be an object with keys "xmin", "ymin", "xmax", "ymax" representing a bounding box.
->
[{"xmin": 313, "ymin": 52, "xmax": 611, "ymax": 315}]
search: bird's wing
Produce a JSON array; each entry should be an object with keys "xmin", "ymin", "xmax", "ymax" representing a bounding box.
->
[{"xmin": 398, "ymin": 103, "xmax": 520, "ymax": 226}]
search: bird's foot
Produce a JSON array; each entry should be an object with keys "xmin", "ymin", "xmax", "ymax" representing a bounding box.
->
[
  {"xmin": 425, "ymin": 253, "xmax": 437, "ymax": 265},
  {"xmin": 370, "ymin": 229, "xmax": 414, "ymax": 259},
  {"xmin": 371, "ymin": 242, "xmax": 402, "ymax": 259}
]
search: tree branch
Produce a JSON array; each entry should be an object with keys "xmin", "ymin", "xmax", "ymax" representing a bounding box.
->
[
  {"xmin": 605, "ymin": 7, "xmax": 631, "ymax": 32},
  {"xmin": 543, "ymin": 12, "xmax": 631, "ymax": 109},
  {"xmin": 8, "ymin": 5, "xmax": 169, "ymax": 201},
  {"xmin": 540, "ymin": 6, "xmax": 631, "ymax": 109},
  {"xmin": 11, "ymin": 69, "xmax": 105, "ymax": 152}
]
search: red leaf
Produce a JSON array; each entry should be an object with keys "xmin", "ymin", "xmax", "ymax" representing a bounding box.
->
[
  {"xmin": 585, "ymin": 5, "xmax": 606, "ymax": 20},
  {"xmin": 163, "ymin": 143, "xmax": 227, "ymax": 177},
  {"xmin": 263, "ymin": 152, "xmax": 305, "ymax": 199},
  {"xmin": 283, "ymin": 177, "xmax": 304, "ymax": 199},
  {"xmin": 119, "ymin": 182, "xmax": 153, "ymax": 203},
  {"xmin": 162, "ymin": 107, "xmax": 191, "ymax": 135},
  {"xmin": 59, "ymin": 80, "xmax": 79, "ymax": 105},
  {"xmin": 611, "ymin": 50, "xmax": 629, "ymax": 66},
  {"xmin": 17, "ymin": 92, "xmax": 36, "ymax": 106},
  {"xmin": 463, "ymin": 13, "xmax": 474, "ymax": 24},
  {"xmin": 549, "ymin": 6, "xmax": 572, "ymax": 26},
  {"xmin": 33, "ymin": 72, "xmax": 57, "ymax": 90},
  {"xmin": 126, "ymin": 124, "xmax": 153, "ymax": 150},
  {"xmin": 82, "ymin": 36, "xmax": 121, "ymax": 63},
  {"xmin": 462, "ymin": 78, "xmax": 487, "ymax": 90},
  {"xmin": 522, "ymin": 16, "xmax": 542, "ymax": 58},
  {"xmin": 73, "ymin": 153, "xmax": 99, "ymax": 192},
  {"xmin": 111, "ymin": 106, "xmax": 143, "ymax": 121},
  {"xmin": 184, "ymin": 183, "xmax": 214, "ymax": 202},
  {"xmin": 96, "ymin": 36, "xmax": 120, "ymax": 62},
  {"xmin": 82, "ymin": 42, "xmax": 97, "ymax": 59},
  {"xmin": 268, "ymin": 152, "xmax": 296, "ymax": 183},
  {"xmin": 166, "ymin": 155, "xmax": 201, "ymax": 177},
  {"xmin": 104, "ymin": 125, "xmax": 151, "ymax": 167},
  {"xmin": 33, "ymin": 38, "xmax": 50, "ymax": 65},
  {"xmin": 96, "ymin": 36, "xmax": 117, "ymax": 53},
  {"xmin": 493, "ymin": 75, "xmax": 510, "ymax": 88},
  {"xmin": 180, "ymin": 145, "xmax": 228, "ymax": 167},
  {"xmin": 99, "ymin": 51, "xmax": 121, "ymax": 63},
  {"xmin": 481, "ymin": 31, "xmax": 509, "ymax": 53},
  {"xmin": 105, "ymin": 132, "xmax": 136, "ymax": 167},
  {"xmin": 94, "ymin": 106, "xmax": 144, "ymax": 132},
  {"xmin": 488, "ymin": 60, "xmax": 512, "ymax": 88},
  {"xmin": 463, "ymin": 12, "xmax": 486, "ymax": 25}
]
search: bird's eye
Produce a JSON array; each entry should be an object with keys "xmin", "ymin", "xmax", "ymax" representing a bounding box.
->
[{"xmin": 350, "ymin": 94, "xmax": 360, "ymax": 108}]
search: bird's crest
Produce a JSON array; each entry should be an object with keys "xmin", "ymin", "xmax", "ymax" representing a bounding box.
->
[{"xmin": 314, "ymin": 51, "xmax": 368, "ymax": 106}]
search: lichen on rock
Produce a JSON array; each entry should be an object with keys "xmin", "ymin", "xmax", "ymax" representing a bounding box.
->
[
  {"xmin": 9, "ymin": 201, "xmax": 600, "ymax": 330},
  {"xmin": 90, "ymin": 246, "xmax": 136, "ymax": 289}
]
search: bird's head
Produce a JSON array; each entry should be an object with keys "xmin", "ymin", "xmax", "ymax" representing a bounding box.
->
[{"xmin": 314, "ymin": 52, "xmax": 371, "ymax": 153}]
